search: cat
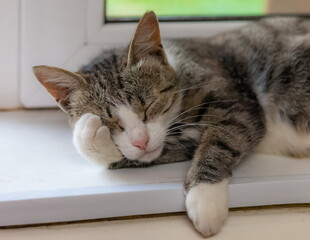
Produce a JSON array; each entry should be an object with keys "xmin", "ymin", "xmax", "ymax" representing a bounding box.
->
[{"xmin": 33, "ymin": 11, "xmax": 310, "ymax": 237}]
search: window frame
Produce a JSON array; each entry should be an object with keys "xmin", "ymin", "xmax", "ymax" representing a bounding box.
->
[
  {"xmin": 20, "ymin": 0, "xmax": 248, "ymax": 108},
  {"xmin": 0, "ymin": 0, "xmax": 20, "ymax": 109},
  {"xmin": 89, "ymin": 0, "xmax": 249, "ymax": 45}
]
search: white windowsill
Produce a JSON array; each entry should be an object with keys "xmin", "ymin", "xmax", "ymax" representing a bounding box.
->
[{"xmin": 1, "ymin": 109, "xmax": 310, "ymax": 227}]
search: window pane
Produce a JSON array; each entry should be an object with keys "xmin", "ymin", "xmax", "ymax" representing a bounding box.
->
[{"xmin": 105, "ymin": 0, "xmax": 310, "ymax": 22}]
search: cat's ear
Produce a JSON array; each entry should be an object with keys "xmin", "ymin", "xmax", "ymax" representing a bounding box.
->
[
  {"xmin": 33, "ymin": 65, "xmax": 87, "ymax": 113},
  {"xmin": 127, "ymin": 11, "xmax": 167, "ymax": 66}
]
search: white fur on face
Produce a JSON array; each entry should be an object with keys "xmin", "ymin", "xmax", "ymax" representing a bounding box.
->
[{"xmin": 112, "ymin": 99, "xmax": 181, "ymax": 162}]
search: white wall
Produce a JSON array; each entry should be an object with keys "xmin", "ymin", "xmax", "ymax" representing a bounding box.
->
[
  {"xmin": 20, "ymin": 0, "xmax": 87, "ymax": 108},
  {"xmin": 0, "ymin": 0, "xmax": 21, "ymax": 109}
]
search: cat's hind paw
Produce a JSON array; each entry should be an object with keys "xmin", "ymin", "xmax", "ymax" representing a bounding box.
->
[
  {"xmin": 73, "ymin": 113, "xmax": 123, "ymax": 167},
  {"xmin": 185, "ymin": 180, "xmax": 229, "ymax": 237}
]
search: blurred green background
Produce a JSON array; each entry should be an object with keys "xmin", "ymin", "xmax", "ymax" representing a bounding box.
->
[{"xmin": 106, "ymin": 0, "xmax": 265, "ymax": 19}]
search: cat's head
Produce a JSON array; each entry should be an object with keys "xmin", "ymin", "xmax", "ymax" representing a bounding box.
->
[{"xmin": 33, "ymin": 11, "xmax": 181, "ymax": 163}]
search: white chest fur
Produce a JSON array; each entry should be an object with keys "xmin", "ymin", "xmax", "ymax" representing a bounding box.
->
[{"xmin": 254, "ymin": 118, "xmax": 310, "ymax": 158}]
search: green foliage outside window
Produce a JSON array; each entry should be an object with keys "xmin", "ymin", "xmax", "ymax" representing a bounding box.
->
[{"xmin": 106, "ymin": 0, "xmax": 265, "ymax": 19}]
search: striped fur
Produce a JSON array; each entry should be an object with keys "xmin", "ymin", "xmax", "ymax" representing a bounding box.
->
[{"xmin": 34, "ymin": 13, "xmax": 310, "ymax": 236}]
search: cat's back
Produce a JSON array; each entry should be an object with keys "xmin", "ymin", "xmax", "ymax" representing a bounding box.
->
[
  {"xmin": 223, "ymin": 16, "xmax": 310, "ymax": 42},
  {"xmin": 218, "ymin": 17, "xmax": 310, "ymax": 66},
  {"xmin": 165, "ymin": 17, "xmax": 310, "ymax": 62},
  {"xmin": 164, "ymin": 17, "xmax": 310, "ymax": 158},
  {"xmin": 164, "ymin": 17, "xmax": 310, "ymax": 91}
]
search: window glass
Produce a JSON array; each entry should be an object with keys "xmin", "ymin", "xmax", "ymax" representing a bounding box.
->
[{"xmin": 105, "ymin": 0, "xmax": 310, "ymax": 22}]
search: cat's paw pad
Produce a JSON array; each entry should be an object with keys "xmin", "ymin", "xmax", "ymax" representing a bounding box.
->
[
  {"xmin": 73, "ymin": 113, "xmax": 123, "ymax": 166},
  {"xmin": 186, "ymin": 180, "xmax": 228, "ymax": 237}
]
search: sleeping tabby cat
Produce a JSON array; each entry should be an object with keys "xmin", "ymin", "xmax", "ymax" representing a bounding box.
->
[{"xmin": 33, "ymin": 12, "xmax": 310, "ymax": 237}]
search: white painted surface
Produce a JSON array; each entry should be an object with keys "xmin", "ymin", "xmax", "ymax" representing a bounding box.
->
[
  {"xmin": 0, "ymin": 0, "xmax": 20, "ymax": 109},
  {"xmin": 1, "ymin": 110, "xmax": 310, "ymax": 226},
  {"xmin": 1, "ymin": 208, "xmax": 310, "ymax": 240},
  {"xmin": 20, "ymin": 0, "xmax": 87, "ymax": 108}
]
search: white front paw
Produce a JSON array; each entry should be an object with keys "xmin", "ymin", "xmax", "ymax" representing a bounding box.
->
[
  {"xmin": 73, "ymin": 113, "xmax": 123, "ymax": 166},
  {"xmin": 186, "ymin": 180, "xmax": 229, "ymax": 237}
]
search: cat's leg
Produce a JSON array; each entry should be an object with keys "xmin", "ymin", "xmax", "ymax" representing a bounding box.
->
[
  {"xmin": 185, "ymin": 102, "xmax": 265, "ymax": 237},
  {"xmin": 73, "ymin": 113, "xmax": 123, "ymax": 167}
]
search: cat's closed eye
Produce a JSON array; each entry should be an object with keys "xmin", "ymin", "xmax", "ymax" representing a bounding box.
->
[
  {"xmin": 106, "ymin": 108, "xmax": 112, "ymax": 118},
  {"xmin": 117, "ymin": 121, "xmax": 124, "ymax": 131},
  {"xmin": 162, "ymin": 99, "xmax": 175, "ymax": 113},
  {"xmin": 159, "ymin": 85, "xmax": 175, "ymax": 93}
]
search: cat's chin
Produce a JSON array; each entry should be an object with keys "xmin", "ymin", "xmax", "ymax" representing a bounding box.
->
[{"xmin": 137, "ymin": 145, "xmax": 163, "ymax": 162}]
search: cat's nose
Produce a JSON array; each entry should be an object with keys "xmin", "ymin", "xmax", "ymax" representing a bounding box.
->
[
  {"xmin": 130, "ymin": 126, "xmax": 149, "ymax": 150},
  {"xmin": 131, "ymin": 137, "xmax": 149, "ymax": 150}
]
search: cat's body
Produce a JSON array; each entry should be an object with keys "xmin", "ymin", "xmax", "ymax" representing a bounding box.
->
[
  {"xmin": 163, "ymin": 17, "xmax": 310, "ymax": 158},
  {"xmin": 34, "ymin": 14, "xmax": 310, "ymax": 237}
]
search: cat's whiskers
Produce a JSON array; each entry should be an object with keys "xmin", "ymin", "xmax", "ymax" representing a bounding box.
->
[
  {"xmin": 169, "ymin": 102, "xmax": 211, "ymax": 123},
  {"xmin": 188, "ymin": 122, "xmax": 233, "ymax": 135},
  {"xmin": 177, "ymin": 113, "xmax": 221, "ymax": 123},
  {"xmin": 172, "ymin": 83, "xmax": 207, "ymax": 94},
  {"xmin": 167, "ymin": 120, "xmax": 205, "ymax": 132},
  {"xmin": 167, "ymin": 121, "xmax": 232, "ymax": 136},
  {"xmin": 169, "ymin": 99, "xmax": 237, "ymax": 124},
  {"xmin": 167, "ymin": 112, "xmax": 222, "ymax": 134},
  {"xmin": 164, "ymin": 138, "xmax": 192, "ymax": 151},
  {"xmin": 166, "ymin": 122, "xmax": 203, "ymax": 134},
  {"xmin": 167, "ymin": 141, "xmax": 189, "ymax": 151}
]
